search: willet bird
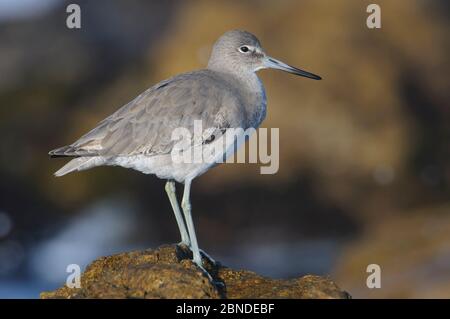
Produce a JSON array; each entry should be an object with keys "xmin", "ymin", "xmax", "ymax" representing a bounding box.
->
[{"xmin": 49, "ymin": 30, "xmax": 321, "ymax": 280}]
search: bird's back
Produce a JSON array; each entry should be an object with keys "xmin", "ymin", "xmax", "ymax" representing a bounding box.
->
[{"xmin": 49, "ymin": 69, "xmax": 251, "ymax": 160}]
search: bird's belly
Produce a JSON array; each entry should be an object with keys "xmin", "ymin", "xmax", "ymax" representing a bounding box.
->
[
  {"xmin": 112, "ymin": 154, "xmax": 215, "ymax": 183},
  {"xmin": 111, "ymin": 154, "xmax": 193, "ymax": 182},
  {"xmin": 111, "ymin": 128, "xmax": 250, "ymax": 183}
]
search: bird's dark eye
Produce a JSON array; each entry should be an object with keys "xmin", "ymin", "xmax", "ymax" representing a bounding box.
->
[{"xmin": 239, "ymin": 46, "xmax": 250, "ymax": 53}]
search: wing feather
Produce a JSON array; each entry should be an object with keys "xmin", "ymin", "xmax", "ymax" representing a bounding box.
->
[{"xmin": 49, "ymin": 70, "xmax": 244, "ymax": 158}]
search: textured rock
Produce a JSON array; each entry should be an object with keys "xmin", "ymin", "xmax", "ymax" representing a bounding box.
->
[{"xmin": 41, "ymin": 244, "xmax": 350, "ymax": 299}]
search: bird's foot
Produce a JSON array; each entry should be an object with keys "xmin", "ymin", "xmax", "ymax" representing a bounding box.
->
[
  {"xmin": 199, "ymin": 249, "xmax": 219, "ymax": 267},
  {"xmin": 176, "ymin": 242, "xmax": 218, "ymax": 267},
  {"xmin": 177, "ymin": 240, "xmax": 191, "ymax": 248},
  {"xmin": 193, "ymin": 259, "xmax": 224, "ymax": 288},
  {"xmin": 175, "ymin": 243, "xmax": 223, "ymax": 287}
]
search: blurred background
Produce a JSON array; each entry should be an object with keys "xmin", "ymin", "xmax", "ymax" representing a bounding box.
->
[{"xmin": 0, "ymin": 0, "xmax": 449, "ymax": 298}]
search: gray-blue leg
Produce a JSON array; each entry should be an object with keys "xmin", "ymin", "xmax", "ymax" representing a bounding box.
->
[
  {"xmin": 181, "ymin": 179, "xmax": 222, "ymax": 286},
  {"xmin": 181, "ymin": 179, "xmax": 203, "ymax": 267},
  {"xmin": 199, "ymin": 249, "xmax": 216, "ymax": 265},
  {"xmin": 165, "ymin": 180, "xmax": 191, "ymax": 246}
]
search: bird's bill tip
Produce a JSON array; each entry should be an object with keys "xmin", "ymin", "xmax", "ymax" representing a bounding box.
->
[{"xmin": 264, "ymin": 57, "xmax": 322, "ymax": 80}]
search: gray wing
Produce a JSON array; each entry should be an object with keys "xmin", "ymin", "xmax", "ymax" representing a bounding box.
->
[{"xmin": 49, "ymin": 71, "xmax": 244, "ymax": 157}]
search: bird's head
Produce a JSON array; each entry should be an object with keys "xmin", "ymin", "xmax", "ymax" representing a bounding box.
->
[{"xmin": 208, "ymin": 30, "xmax": 321, "ymax": 80}]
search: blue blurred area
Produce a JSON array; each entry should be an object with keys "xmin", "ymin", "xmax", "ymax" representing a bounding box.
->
[{"xmin": 0, "ymin": 0, "xmax": 58, "ymax": 21}]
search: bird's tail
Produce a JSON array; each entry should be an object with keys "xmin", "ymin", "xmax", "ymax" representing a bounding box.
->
[{"xmin": 54, "ymin": 157, "xmax": 99, "ymax": 177}]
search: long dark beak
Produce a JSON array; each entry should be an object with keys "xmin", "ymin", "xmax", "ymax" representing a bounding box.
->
[{"xmin": 264, "ymin": 56, "xmax": 321, "ymax": 80}]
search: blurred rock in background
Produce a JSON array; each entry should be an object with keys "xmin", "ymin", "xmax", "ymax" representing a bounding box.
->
[{"xmin": 0, "ymin": 0, "xmax": 448, "ymax": 298}]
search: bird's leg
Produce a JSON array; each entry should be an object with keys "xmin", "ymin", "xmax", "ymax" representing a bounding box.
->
[
  {"xmin": 181, "ymin": 179, "xmax": 217, "ymax": 279},
  {"xmin": 166, "ymin": 181, "xmax": 216, "ymax": 266},
  {"xmin": 181, "ymin": 179, "xmax": 202, "ymax": 266},
  {"xmin": 199, "ymin": 249, "xmax": 217, "ymax": 266},
  {"xmin": 165, "ymin": 180, "xmax": 191, "ymax": 247}
]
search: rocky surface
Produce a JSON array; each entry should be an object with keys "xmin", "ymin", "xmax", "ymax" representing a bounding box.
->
[{"xmin": 41, "ymin": 244, "xmax": 350, "ymax": 299}]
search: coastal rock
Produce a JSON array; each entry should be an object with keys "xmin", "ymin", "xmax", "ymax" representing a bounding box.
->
[{"xmin": 41, "ymin": 244, "xmax": 350, "ymax": 299}]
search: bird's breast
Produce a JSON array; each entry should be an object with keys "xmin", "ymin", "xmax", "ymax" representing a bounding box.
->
[{"xmin": 245, "ymin": 75, "xmax": 267, "ymax": 129}]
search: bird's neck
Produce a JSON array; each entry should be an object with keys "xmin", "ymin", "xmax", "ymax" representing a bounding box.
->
[
  {"xmin": 209, "ymin": 68, "xmax": 267, "ymax": 128},
  {"xmin": 210, "ymin": 66, "xmax": 264, "ymax": 94}
]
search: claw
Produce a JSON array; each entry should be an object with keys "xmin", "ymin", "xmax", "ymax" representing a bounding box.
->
[
  {"xmin": 194, "ymin": 261, "xmax": 224, "ymax": 288},
  {"xmin": 180, "ymin": 243, "xmax": 218, "ymax": 266},
  {"xmin": 176, "ymin": 243, "xmax": 223, "ymax": 287},
  {"xmin": 199, "ymin": 249, "xmax": 218, "ymax": 266}
]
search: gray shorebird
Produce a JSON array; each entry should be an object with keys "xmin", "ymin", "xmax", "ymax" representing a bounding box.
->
[{"xmin": 49, "ymin": 30, "xmax": 321, "ymax": 279}]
